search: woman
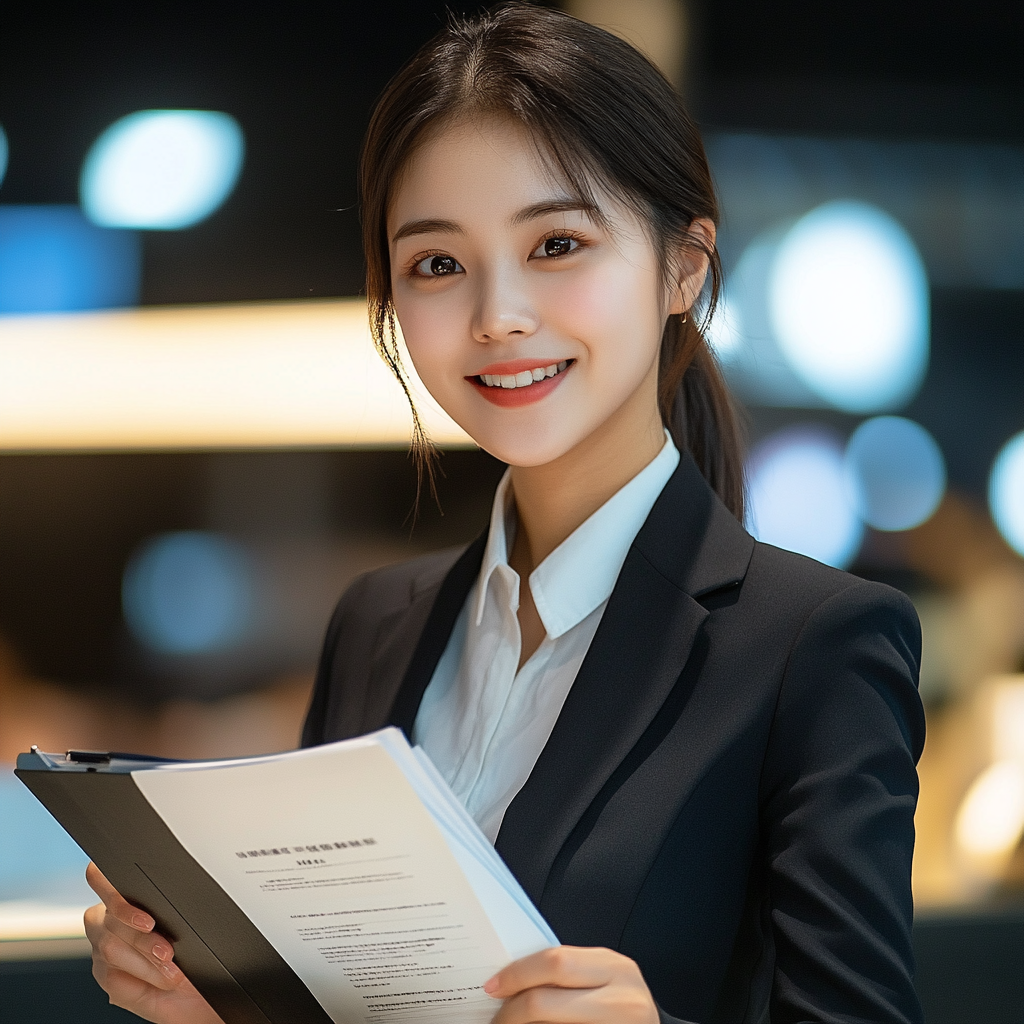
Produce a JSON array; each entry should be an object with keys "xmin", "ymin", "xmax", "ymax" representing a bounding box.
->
[{"xmin": 84, "ymin": 6, "xmax": 926, "ymax": 1022}]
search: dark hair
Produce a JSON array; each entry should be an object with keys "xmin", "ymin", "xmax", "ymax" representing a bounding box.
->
[{"xmin": 359, "ymin": 2, "xmax": 745, "ymax": 520}]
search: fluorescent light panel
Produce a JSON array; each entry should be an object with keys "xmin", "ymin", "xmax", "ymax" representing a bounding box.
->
[{"xmin": 0, "ymin": 299, "xmax": 472, "ymax": 450}]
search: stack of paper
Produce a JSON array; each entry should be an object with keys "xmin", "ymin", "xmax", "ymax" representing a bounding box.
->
[{"xmin": 129, "ymin": 728, "xmax": 557, "ymax": 1023}]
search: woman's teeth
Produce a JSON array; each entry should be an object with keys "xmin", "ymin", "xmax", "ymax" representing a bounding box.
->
[{"xmin": 478, "ymin": 361, "xmax": 569, "ymax": 389}]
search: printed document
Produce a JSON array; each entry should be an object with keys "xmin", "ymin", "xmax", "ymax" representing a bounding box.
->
[{"xmin": 131, "ymin": 729, "xmax": 556, "ymax": 1024}]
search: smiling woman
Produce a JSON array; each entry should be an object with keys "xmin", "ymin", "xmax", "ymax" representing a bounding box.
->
[
  {"xmin": 360, "ymin": 17, "xmax": 743, "ymax": 516},
  {"xmin": 385, "ymin": 116, "xmax": 697, "ymax": 474},
  {"xmin": 82, "ymin": 6, "xmax": 926, "ymax": 1024}
]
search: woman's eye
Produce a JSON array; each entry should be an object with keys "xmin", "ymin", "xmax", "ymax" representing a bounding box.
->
[
  {"xmin": 415, "ymin": 254, "xmax": 462, "ymax": 277},
  {"xmin": 533, "ymin": 235, "xmax": 579, "ymax": 259}
]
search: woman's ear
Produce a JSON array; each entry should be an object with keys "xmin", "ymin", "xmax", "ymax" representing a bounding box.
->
[{"xmin": 668, "ymin": 217, "xmax": 717, "ymax": 316}]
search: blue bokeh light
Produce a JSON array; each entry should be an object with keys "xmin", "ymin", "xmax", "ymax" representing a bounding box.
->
[
  {"xmin": 989, "ymin": 432, "xmax": 1024, "ymax": 558},
  {"xmin": 81, "ymin": 110, "xmax": 244, "ymax": 230},
  {"xmin": 768, "ymin": 201, "xmax": 929, "ymax": 413},
  {"xmin": 0, "ymin": 205, "xmax": 140, "ymax": 314},
  {"xmin": 0, "ymin": 771, "xmax": 92, "ymax": 904},
  {"xmin": 845, "ymin": 416, "xmax": 946, "ymax": 531},
  {"xmin": 746, "ymin": 425, "xmax": 864, "ymax": 568},
  {"xmin": 122, "ymin": 532, "xmax": 255, "ymax": 656}
]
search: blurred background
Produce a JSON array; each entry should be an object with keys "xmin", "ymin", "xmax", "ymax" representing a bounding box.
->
[{"xmin": 0, "ymin": 1, "xmax": 1021, "ymax": 1020}]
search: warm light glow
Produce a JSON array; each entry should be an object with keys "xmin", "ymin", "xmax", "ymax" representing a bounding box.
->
[
  {"xmin": 0, "ymin": 299, "xmax": 472, "ymax": 450},
  {"xmin": 0, "ymin": 901, "xmax": 89, "ymax": 941},
  {"xmin": 565, "ymin": 0, "xmax": 688, "ymax": 86},
  {"xmin": 992, "ymin": 679, "xmax": 1024, "ymax": 763},
  {"xmin": 955, "ymin": 759, "xmax": 1024, "ymax": 860}
]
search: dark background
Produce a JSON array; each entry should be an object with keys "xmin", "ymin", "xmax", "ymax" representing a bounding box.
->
[
  {"xmin": 2, "ymin": 1, "xmax": 1020, "ymax": 306},
  {"xmin": 0, "ymin": 0, "xmax": 1021, "ymax": 688}
]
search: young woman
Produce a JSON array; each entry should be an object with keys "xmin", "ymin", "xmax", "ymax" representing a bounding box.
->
[{"xmin": 84, "ymin": 6, "xmax": 926, "ymax": 1022}]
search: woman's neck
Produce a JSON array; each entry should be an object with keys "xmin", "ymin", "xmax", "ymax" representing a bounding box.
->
[
  {"xmin": 504, "ymin": 379, "xmax": 665, "ymax": 669},
  {"xmin": 508, "ymin": 396, "xmax": 666, "ymax": 576}
]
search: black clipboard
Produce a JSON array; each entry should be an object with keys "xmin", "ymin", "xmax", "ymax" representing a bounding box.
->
[{"xmin": 15, "ymin": 748, "xmax": 334, "ymax": 1024}]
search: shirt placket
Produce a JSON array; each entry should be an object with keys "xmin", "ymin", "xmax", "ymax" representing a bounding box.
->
[{"xmin": 450, "ymin": 564, "xmax": 522, "ymax": 808}]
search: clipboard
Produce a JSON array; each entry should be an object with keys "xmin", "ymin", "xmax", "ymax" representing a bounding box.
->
[{"xmin": 16, "ymin": 747, "xmax": 332, "ymax": 1024}]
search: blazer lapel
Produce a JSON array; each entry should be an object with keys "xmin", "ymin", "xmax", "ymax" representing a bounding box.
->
[
  {"xmin": 386, "ymin": 531, "xmax": 486, "ymax": 737},
  {"xmin": 495, "ymin": 453, "xmax": 754, "ymax": 904}
]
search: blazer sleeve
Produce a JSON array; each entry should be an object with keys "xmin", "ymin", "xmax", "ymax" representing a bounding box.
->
[
  {"xmin": 757, "ymin": 579, "xmax": 926, "ymax": 1024},
  {"xmin": 300, "ymin": 545, "xmax": 465, "ymax": 748},
  {"xmin": 655, "ymin": 580, "xmax": 924, "ymax": 1024},
  {"xmin": 300, "ymin": 571, "xmax": 375, "ymax": 748}
]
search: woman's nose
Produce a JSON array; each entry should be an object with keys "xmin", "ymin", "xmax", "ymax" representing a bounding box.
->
[{"xmin": 471, "ymin": 269, "xmax": 540, "ymax": 343}]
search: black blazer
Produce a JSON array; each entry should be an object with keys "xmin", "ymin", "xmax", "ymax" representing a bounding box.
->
[{"xmin": 302, "ymin": 452, "xmax": 926, "ymax": 1024}]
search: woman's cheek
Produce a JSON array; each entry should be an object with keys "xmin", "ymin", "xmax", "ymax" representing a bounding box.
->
[
  {"xmin": 396, "ymin": 300, "xmax": 466, "ymax": 397},
  {"xmin": 546, "ymin": 258, "xmax": 657, "ymax": 352},
  {"xmin": 543, "ymin": 269, "xmax": 617, "ymax": 337}
]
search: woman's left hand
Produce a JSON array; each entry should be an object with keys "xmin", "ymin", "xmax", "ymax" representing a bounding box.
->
[{"xmin": 484, "ymin": 945, "xmax": 659, "ymax": 1023}]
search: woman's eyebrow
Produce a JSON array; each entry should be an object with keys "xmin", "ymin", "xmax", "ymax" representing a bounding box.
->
[
  {"xmin": 392, "ymin": 218, "xmax": 465, "ymax": 243},
  {"xmin": 510, "ymin": 199, "xmax": 599, "ymax": 226},
  {"xmin": 392, "ymin": 200, "xmax": 599, "ymax": 243}
]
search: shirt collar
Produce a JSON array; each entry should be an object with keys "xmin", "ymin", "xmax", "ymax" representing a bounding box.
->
[{"xmin": 473, "ymin": 431, "xmax": 680, "ymax": 638}]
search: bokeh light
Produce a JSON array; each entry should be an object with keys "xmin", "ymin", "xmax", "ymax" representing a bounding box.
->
[
  {"xmin": 989, "ymin": 431, "xmax": 1024, "ymax": 557},
  {"xmin": 81, "ymin": 110, "xmax": 244, "ymax": 230},
  {"xmin": 746, "ymin": 425, "xmax": 864, "ymax": 568},
  {"xmin": 122, "ymin": 532, "xmax": 255, "ymax": 655},
  {"xmin": 0, "ymin": 205, "xmax": 140, "ymax": 314},
  {"xmin": 845, "ymin": 416, "xmax": 946, "ymax": 531},
  {"xmin": 705, "ymin": 293, "xmax": 743, "ymax": 364},
  {"xmin": 768, "ymin": 201, "xmax": 929, "ymax": 413},
  {"xmin": 955, "ymin": 759, "xmax": 1024, "ymax": 860},
  {"xmin": 0, "ymin": 125, "xmax": 8, "ymax": 188}
]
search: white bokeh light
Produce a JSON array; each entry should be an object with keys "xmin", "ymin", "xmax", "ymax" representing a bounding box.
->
[
  {"xmin": 705, "ymin": 293, "xmax": 743, "ymax": 364},
  {"xmin": 81, "ymin": 110, "xmax": 243, "ymax": 230},
  {"xmin": 989, "ymin": 431, "xmax": 1024, "ymax": 557},
  {"xmin": 844, "ymin": 416, "xmax": 946, "ymax": 531},
  {"xmin": 746, "ymin": 426, "xmax": 864, "ymax": 569},
  {"xmin": 768, "ymin": 201, "xmax": 929, "ymax": 413}
]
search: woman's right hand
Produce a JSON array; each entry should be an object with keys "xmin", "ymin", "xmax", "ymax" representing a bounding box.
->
[{"xmin": 84, "ymin": 862, "xmax": 225, "ymax": 1024}]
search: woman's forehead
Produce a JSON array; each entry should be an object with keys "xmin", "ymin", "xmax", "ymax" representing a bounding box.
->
[
  {"xmin": 387, "ymin": 115, "xmax": 633, "ymax": 236},
  {"xmin": 392, "ymin": 118, "xmax": 563, "ymax": 202}
]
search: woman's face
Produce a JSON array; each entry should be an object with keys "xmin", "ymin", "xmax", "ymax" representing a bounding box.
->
[{"xmin": 388, "ymin": 117, "xmax": 695, "ymax": 467}]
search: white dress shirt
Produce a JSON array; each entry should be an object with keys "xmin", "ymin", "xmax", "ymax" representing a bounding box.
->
[{"xmin": 412, "ymin": 433, "xmax": 680, "ymax": 841}]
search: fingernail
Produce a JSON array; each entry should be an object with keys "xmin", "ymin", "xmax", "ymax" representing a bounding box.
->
[
  {"xmin": 133, "ymin": 913, "xmax": 154, "ymax": 931},
  {"xmin": 161, "ymin": 961, "xmax": 180, "ymax": 979},
  {"xmin": 153, "ymin": 943, "xmax": 172, "ymax": 962},
  {"xmin": 483, "ymin": 975, "xmax": 499, "ymax": 994}
]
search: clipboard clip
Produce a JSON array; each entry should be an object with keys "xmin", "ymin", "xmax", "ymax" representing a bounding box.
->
[{"xmin": 66, "ymin": 750, "xmax": 113, "ymax": 764}]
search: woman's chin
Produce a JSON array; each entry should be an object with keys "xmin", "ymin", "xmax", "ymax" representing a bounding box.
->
[{"xmin": 471, "ymin": 429, "xmax": 588, "ymax": 470}]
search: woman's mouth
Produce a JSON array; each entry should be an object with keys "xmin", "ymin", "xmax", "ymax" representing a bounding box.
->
[
  {"xmin": 467, "ymin": 359, "xmax": 574, "ymax": 407},
  {"xmin": 477, "ymin": 360, "xmax": 569, "ymax": 389}
]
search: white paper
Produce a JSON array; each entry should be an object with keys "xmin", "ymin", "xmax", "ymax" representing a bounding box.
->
[{"xmin": 131, "ymin": 730, "xmax": 554, "ymax": 1024}]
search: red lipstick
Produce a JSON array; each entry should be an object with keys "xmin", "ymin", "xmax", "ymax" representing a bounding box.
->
[{"xmin": 466, "ymin": 359, "xmax": 573, "ymax": 408}]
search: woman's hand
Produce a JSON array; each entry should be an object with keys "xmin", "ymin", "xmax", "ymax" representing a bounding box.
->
[
  {"xmin": 83, "ymin": 862, "xmax": 224, "ymax": 1024},
  {"xmin": 485, "ymin": 945, "xmax": 659, "ymax": 1024}
]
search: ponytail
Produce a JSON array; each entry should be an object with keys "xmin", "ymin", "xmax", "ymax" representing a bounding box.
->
[{"xmin": 659, "ymin": 314, "xmax": 746, "ymax": 522}]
